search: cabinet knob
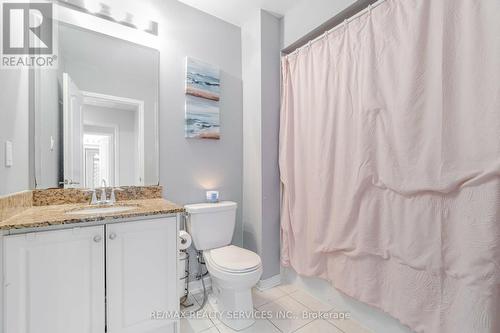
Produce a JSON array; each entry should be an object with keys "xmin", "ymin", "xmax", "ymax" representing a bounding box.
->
[
  {"xmin": 109, "ymin": 233, "xmax": 117, "ymax": 240},
  {"xmin": 93, "ymin": 235, "xmax": 102, "ymax": 243}
]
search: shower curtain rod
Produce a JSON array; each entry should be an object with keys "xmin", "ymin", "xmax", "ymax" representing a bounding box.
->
[{"xmin": 281, "ymin": 0, "xmax": 384, "ymax": 55}]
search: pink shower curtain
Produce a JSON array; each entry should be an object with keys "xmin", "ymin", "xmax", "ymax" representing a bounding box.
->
[{"xmin": 279, "ymin": 0, "xmax": 500, "ymax": 332}]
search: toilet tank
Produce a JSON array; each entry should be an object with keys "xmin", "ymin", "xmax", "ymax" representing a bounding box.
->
[{"xmin": 184, "ymin": 201, "xmax": 237, "ymax": 251}]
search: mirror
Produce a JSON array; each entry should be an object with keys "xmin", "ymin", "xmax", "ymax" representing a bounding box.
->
[{"xmin": 34, "ymin": 22, "xmax": 159, "ymax": 189}]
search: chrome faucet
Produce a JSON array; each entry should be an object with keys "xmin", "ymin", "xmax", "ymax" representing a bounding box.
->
[
  {"xmin": 83, "ymin": 189, "xmax": 99, "ymax": 205},
  {"xmin": 83, "ymin": 180, "xmax": 123, "ymax": 206},
  {"xmin": 100, "ymin": 179, "xmax": 108, "ymax": 203},
  {"xmin": 90, "ymin": 180, "xmax": 122, "ymax": 205}
]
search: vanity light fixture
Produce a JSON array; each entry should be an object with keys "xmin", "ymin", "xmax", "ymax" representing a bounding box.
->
[{"xmin": 56, "ymin": 0, "xmax": 159, "ymax": 35}]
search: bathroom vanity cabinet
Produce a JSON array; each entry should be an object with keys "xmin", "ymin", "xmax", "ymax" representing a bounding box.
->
[{"xmin": 1, "ymin": 216, "xmax": 179, "ymax": 333}]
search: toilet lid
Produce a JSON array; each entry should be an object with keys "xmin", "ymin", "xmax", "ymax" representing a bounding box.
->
[{"xmin": 206, "ymin": 245, "xmax": 261, "ymax": 273}]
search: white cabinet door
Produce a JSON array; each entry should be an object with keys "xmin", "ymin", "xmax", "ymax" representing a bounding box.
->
[
  {"xmin": 3, "ymin": 226, "xmax": 105, "ymax": 333},
  {"xmin": 106, "ymin": 217, "xmax": 178, "ymax": 333}
]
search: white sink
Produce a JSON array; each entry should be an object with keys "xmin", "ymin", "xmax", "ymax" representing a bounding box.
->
[{"xmin": 67, "ymin": 205, "xmax": 138, "ymax": 216}]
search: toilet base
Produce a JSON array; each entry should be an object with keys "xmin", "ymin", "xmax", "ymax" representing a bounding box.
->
[{"xmin": 210, "ymin": 278, "xmax": 255, "ymax": 331}]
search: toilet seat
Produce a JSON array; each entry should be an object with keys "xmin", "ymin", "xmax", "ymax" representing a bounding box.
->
[{"xmin": 205, "ymin": 245, "xmax": 261, "ymax": 274}]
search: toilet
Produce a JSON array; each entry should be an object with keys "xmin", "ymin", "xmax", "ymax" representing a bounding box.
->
[{"xmin": 184, "ymin": 201, "xmax": 262, "ymax": 331}]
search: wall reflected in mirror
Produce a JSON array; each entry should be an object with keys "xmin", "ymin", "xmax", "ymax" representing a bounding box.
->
[{"xmin": 34, "ymin": 22, "xmax": 159, "ymax": 189}]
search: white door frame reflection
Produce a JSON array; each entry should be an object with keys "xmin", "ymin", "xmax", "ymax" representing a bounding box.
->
[
  {"xmin": 63, "ymin": 73, "xmax": 145, "ymax": 189},
  {"xmin": 83, "ymin": 125, "xmax": 117, "ymax": 188}
]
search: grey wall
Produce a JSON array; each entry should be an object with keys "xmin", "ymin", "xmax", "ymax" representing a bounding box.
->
[
  {"xmin": 242, "ymin": 10, "xmax": 281, "ymax": 280},
  {"xmin": 154, "ymin": 0, "xmax": 243, "ymax": 246},
  {"xmin": 260, "ymin": 11, "xmax": 282, "ymax": 280},
  {"xmin": 281, "ymin": 0, "xmax": 357, "ymax": 48},
  {"xmin": 242, "ymin": 9, "xmax": 263, "ymax": 257},
  {"xmin": 0, "ymin": 69, "xmax": 30, "ymax": 196}
]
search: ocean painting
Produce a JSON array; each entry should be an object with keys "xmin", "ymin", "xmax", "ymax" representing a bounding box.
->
[
  {"xmin": 185, "ymin": 95, "xmax": 220, "ymax": 139},
  {"xmin": 186, "ymin": 57, "xmax": 220, "ymax": 101}
]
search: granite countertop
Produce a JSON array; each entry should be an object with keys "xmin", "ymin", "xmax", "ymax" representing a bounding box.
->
[{"xmin": 0, "ymin": 198, "xmax": 185, "ymax": 231}]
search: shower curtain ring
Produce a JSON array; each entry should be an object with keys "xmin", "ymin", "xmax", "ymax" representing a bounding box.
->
[
  {"xmin": 343, "ymin": 19, "xmax": 348, "ymax": 30},
  {"xmin": 368, "ymin": 4, "xmax": 372, "ymax": 14}
]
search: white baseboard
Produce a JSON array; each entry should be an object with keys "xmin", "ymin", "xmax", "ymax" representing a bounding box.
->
[
  {"xmin": 187, "ymin": 274, "xmax": 281, "ymax": 294},
  {"xmin": 187, "ymin": 276, "xmax": 212, "ymax": 295},
  {"xmin": 256, "ymin": 274, "xmax": 281, "ymax": 291}
]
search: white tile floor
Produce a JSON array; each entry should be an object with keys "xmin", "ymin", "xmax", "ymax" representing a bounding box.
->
[{"xmin": 180, "ymin": 284, "xmax": 371, "ymax": 333}]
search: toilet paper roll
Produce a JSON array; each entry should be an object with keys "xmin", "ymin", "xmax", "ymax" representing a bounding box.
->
[{"xmin": 178, "ymin": 230, "xmax": 192, "ymax": 250}]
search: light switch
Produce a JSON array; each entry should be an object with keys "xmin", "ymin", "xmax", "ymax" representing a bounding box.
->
[{"xmin": 5, "ymin": 141, "xmax": 13, "ymax": 167}]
